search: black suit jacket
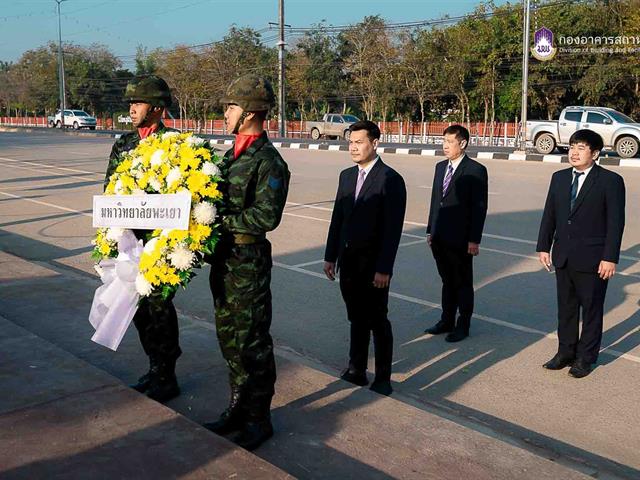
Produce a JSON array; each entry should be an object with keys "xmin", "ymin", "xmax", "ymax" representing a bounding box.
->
[
  {"xmin": 426, "ymin": 155, "xmax": 488, "ymax": 248},
  {"xmin": 324, "ymin": 159, "xmax": 407, "ymax": 275},
  {"xmin": 537, "ymin": 164, "xmax": 625, "ymax": 272}
]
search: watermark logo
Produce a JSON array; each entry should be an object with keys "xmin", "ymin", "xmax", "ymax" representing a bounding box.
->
[{"xmin": 532, "ymin": 26, "xmax": 557, "ymax": 61}]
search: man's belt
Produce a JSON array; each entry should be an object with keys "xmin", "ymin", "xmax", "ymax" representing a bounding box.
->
[{"xmin": 233, "ymin": 233, "xmax": 266, "ymax": 245}]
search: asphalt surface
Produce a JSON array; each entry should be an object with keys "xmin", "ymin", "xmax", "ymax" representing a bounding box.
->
[{"xmin": 1, "ymin": 130, "xmax": 639, "ymax": 478}]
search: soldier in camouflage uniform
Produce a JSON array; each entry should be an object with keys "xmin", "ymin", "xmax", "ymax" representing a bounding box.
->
[
  {"xmin": 105, "ymin": 75, "xmax": 182, "ymax": 403},
  {"xmin": 203, "ymin": 74, "xmax": 290, "ymax": 451}
]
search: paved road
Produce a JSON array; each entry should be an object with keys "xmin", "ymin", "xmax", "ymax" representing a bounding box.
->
[{"xmin": 1, "ymin": 130, "xmax": 639, "ymax": 477}]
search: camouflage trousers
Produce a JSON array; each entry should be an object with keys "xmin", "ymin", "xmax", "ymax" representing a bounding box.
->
[
  {"xmin": 133, "ymin": 293, "xmax": 182, "ymax": 366},
  {"xmin": 209, "ymin": 240, "xmax": 276, "ymax": 417}
]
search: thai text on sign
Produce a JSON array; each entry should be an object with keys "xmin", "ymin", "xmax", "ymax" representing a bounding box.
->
[{"xmin": 93, "ymin": 194, "xmax": 191, "ymax": 230}]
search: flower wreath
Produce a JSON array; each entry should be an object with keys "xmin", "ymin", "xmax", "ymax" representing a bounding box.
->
[{"xmin": 92, "ymin": 131, "xmax": 224, "ymax": 299}]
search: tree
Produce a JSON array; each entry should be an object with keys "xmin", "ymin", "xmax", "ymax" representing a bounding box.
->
[
  {"xmin": 339, "ymin": 16, "xmax": 392, "ymax": 120},
  {"xmin": 134, "ymin": 46, "xmax": 159, "ymax": 75}
]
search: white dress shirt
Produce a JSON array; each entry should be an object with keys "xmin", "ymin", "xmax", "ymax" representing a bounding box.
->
[
  {"xmin": 357, "ymin": 156, "xmax": 379, "ymax": 180},
  {"xmin": 447, "ymin": 154, "xmax": 465, "ymax": 175},
  {"xmin": 573, "ymin": 164, "xmax": 594, "ymax": 196}
]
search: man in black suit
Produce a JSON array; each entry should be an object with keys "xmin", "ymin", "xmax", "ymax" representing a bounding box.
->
[
  {"xmin": 425, "ymin": 125, "xmax": 488, "ymax": 342},
  {"xmin": 324, "ymin": 120, "xmax": 407, "ymax": 396},
  {"xmin": 537, "ymin": 129, "xmax": 625, "ymax": 378}
]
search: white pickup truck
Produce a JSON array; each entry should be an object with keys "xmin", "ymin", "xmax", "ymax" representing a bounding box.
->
[
  {"xmin": 48, "ymin": 109, "xmax": 97, "ymax": 130},
  {"xmin": 306, "ymin": 114, "xmax": 360, "ymax": 140},
  {"xmin": 526, "ymin": 106, "xmax": 640, "ymax": 158}
]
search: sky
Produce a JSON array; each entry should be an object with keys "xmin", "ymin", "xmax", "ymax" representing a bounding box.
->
[{"xmin": 0, "ymin": 0, "xmax": 509, "ymax": 69}]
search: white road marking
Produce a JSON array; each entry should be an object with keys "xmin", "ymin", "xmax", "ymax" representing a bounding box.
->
[
  {"xmin": 0, "ymin": 190, "xmax": 92, "ymax": 217},
  {"xmin": 0, "ymin": 156, "xmax": 100, "ymax": 176},
  {"xmin": 0, "ymin": 161, "xmax": 99, "ymax": 183},
  {"xmin": 292, "ymin": 259, "xmax": 325, "ymax": 268}
]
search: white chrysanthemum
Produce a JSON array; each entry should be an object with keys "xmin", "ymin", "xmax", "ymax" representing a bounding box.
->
[
  {"xmin": 168, "ymin": 245, "xmax": 195, "ymax": 270},
  {"xmin": 105, "ymin": 227, "xmax": 125, "ymax": 243},
  {"xmin": 148, "ymin": 176, "xmax": 162, "ymax": 192},
  {"xmin": 114, "ymin": 179, "xmax": 124, "ymax": 194},
  {"xmin": 192, "ymin": 202, "xmax": 216, "ymax": 225},
  {"xmin": 143, "ymin": 237, "xmax": 159, "ymax": 254},
  {"xmin": 131, "ymin": 156, "xmax": 143, "ymax": 168},
  {"xmin": 166, "ymin": 166, "xmax": 182, "ymax": 186},
  {"xmin": 131, "ymin": 188, "xmax": 145, "ymax": 195},
  {"xmin": 176, "ymin": 187, "xmax": 190, "ymax": 195},
  {"xmin": 201, "ymin": 161, "xmax": 221, "ymax": 177},
  {"xmin": 161, "ymin": 131, "xmax": 180, "ymax": 141},
  {"xmin": 186, "ymin": 135, "xmax": 205, "ymax": 147},
  {"xmin": 133, "ymin": 168, "xmax": 145, "ymax": 180},
  {"xmin": 135, "ymin": 273, "xmax": 153, "ymax": 296},
  {"xmin": 150, "ymin": 149, "xmax": 165, "ymax": 167}
]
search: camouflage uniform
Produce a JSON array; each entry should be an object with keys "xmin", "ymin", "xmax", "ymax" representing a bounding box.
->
[
  {"xmin": 105, "ymin": 76, "xmax": 181, "ymax": 401},
  {"xmin": 210, "ymin": 131, "xmax": 290, "ymax": 421}
]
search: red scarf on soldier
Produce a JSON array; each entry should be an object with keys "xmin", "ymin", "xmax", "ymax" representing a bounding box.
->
[
  {"xmin": 138, "ymin": 124, "xmax": 159, "ymax": 139},
  {"xmin": 234, "ymin": 133, "xmax": 261, "ymax": 159}
]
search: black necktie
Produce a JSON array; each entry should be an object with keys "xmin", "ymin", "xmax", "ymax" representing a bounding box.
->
[{"xmin": 570, "ymin": 171, "xmax": 584, "ymax": 210}]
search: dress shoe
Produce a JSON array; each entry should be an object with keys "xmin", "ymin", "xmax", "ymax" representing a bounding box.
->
[
  {"xmin": 340, "ymin": 368, "xmax": 368, "ymax": 386},
  {"xmin": 232, "ymin": 420, "xmax": 274, "ymax": 451},
  {"xmin": 203, "ymin": 387, "xmax": 245, "ymax": 435},
  {"xmin": 445, "ymin": 329, "xmax": 469, "ymax": 343},
  {"xmin": 542, "ymin": 354, "xmax": 574, "ymax": 370},
  {"xmin": 425, "ymin": 321, "xmax": 454, "ymax": 335},
  {"xmin": 369, "ymin": 380, "xmax": 393, "ymax": 396},
  {"xmin": 568, "ymin": 358, "xmax": 593, "ymax": 378}
]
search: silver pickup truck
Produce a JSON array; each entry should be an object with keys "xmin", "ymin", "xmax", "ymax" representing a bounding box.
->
[
  {"xmin": 306, "ymin": 114, "xmax": 360, "ymax": 141},
  {"xmin": 526, "ymin": 106, "xmax": 640, "ymax": 158}
]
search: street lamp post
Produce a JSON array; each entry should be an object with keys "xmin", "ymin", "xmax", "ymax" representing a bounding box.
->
[
  {"xmin": 519, "ymin": 0, "xmax": 531, "ymax": 151},
  {"xmin": 277, "ymin": 0, "xmax": 286, "ymax": 138},
  {"xmin": 55, "ymin": 0, "xmax": 68, "ymax": 128}
]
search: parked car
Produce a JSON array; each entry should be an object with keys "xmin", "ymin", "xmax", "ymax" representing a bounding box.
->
[
  {"xmin": 306, "ymin": 114, "xmax": 360, "ymax": 140},
  {"xmin": 49, "ymin": 109, "xmax": 97, "ymax": 130},
  {"xmin": 526, "ymin": 106, "xmax": 640, "ymax": 158}
]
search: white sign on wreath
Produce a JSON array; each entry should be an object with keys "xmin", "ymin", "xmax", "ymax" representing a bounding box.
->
[{"xmin": 92, "ymin": 193, "xmax": 191, "ymax": 230}]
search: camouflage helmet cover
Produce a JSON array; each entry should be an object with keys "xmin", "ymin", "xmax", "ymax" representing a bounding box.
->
[
  {"xmin": 124, "ymin": 75, "xmax": 172, "ymax": 107},
  {"xmin": 220, "ymin": 74, "xmax": 275, "ymax": 112}
]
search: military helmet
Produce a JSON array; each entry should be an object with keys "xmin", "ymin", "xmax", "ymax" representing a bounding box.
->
[
  {"xmin": 220, "ymin": 74, "xmax": 275, "ymax": 112},
  {"xmin": 124, "ymin": 75, "xmax": 172, "ymax": 107}
]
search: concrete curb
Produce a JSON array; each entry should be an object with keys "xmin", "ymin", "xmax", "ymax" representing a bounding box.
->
[{"xmin": 0, "ymin": 313, "xmax": 291, "ymax": 479}]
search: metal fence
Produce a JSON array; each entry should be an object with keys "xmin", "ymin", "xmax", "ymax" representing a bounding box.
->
[{"xmin": 0, "ymin": 116, "xmax": 520, "ymax": 146}]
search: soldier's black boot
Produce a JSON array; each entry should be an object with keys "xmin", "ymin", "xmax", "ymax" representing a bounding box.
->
[
  {"xmin": 233, "ymin": 418, "xmax": 274, "ymax": 451},
  {"xmin": 129, "ymin": 357, "xmax": 159, "ymax": 393},
  {"xmin": 146, "ymin": 358, "xmax": 180, "ymax": 403},
  {"xmin": 232, "ymin": 403, "xmax": 273, "ymax": 451},
  {"xmin": 203, "ymin": 386, "xmax": 245, "ymax": 435}
]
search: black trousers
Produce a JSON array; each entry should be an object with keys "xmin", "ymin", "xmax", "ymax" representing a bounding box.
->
[
  {"xmin": 132, "ymin": 293, "xmax": 181, "ymax": 365},
  {"xmin": 431, "ymin": 240, "xmax": 474, "ymax": 332},
  {"xmin": 555, "ymin": 266, "xmax": 608, "ymax": 364},
  {"xmin": 339, "ymin": 249, "xmax": 393, "ymax": 382}
]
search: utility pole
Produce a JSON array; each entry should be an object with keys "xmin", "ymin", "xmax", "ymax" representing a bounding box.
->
[
  {"xmin": 55, "ymin": 0, "xmax": 68, "ymax": 128},
  {"xmin": 277, "ymin": 0, "xmax": 286, "ymax": 138},
  {"xmin": 519, "ymin": 0, "xmax": 531, "ymax": 151}
]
